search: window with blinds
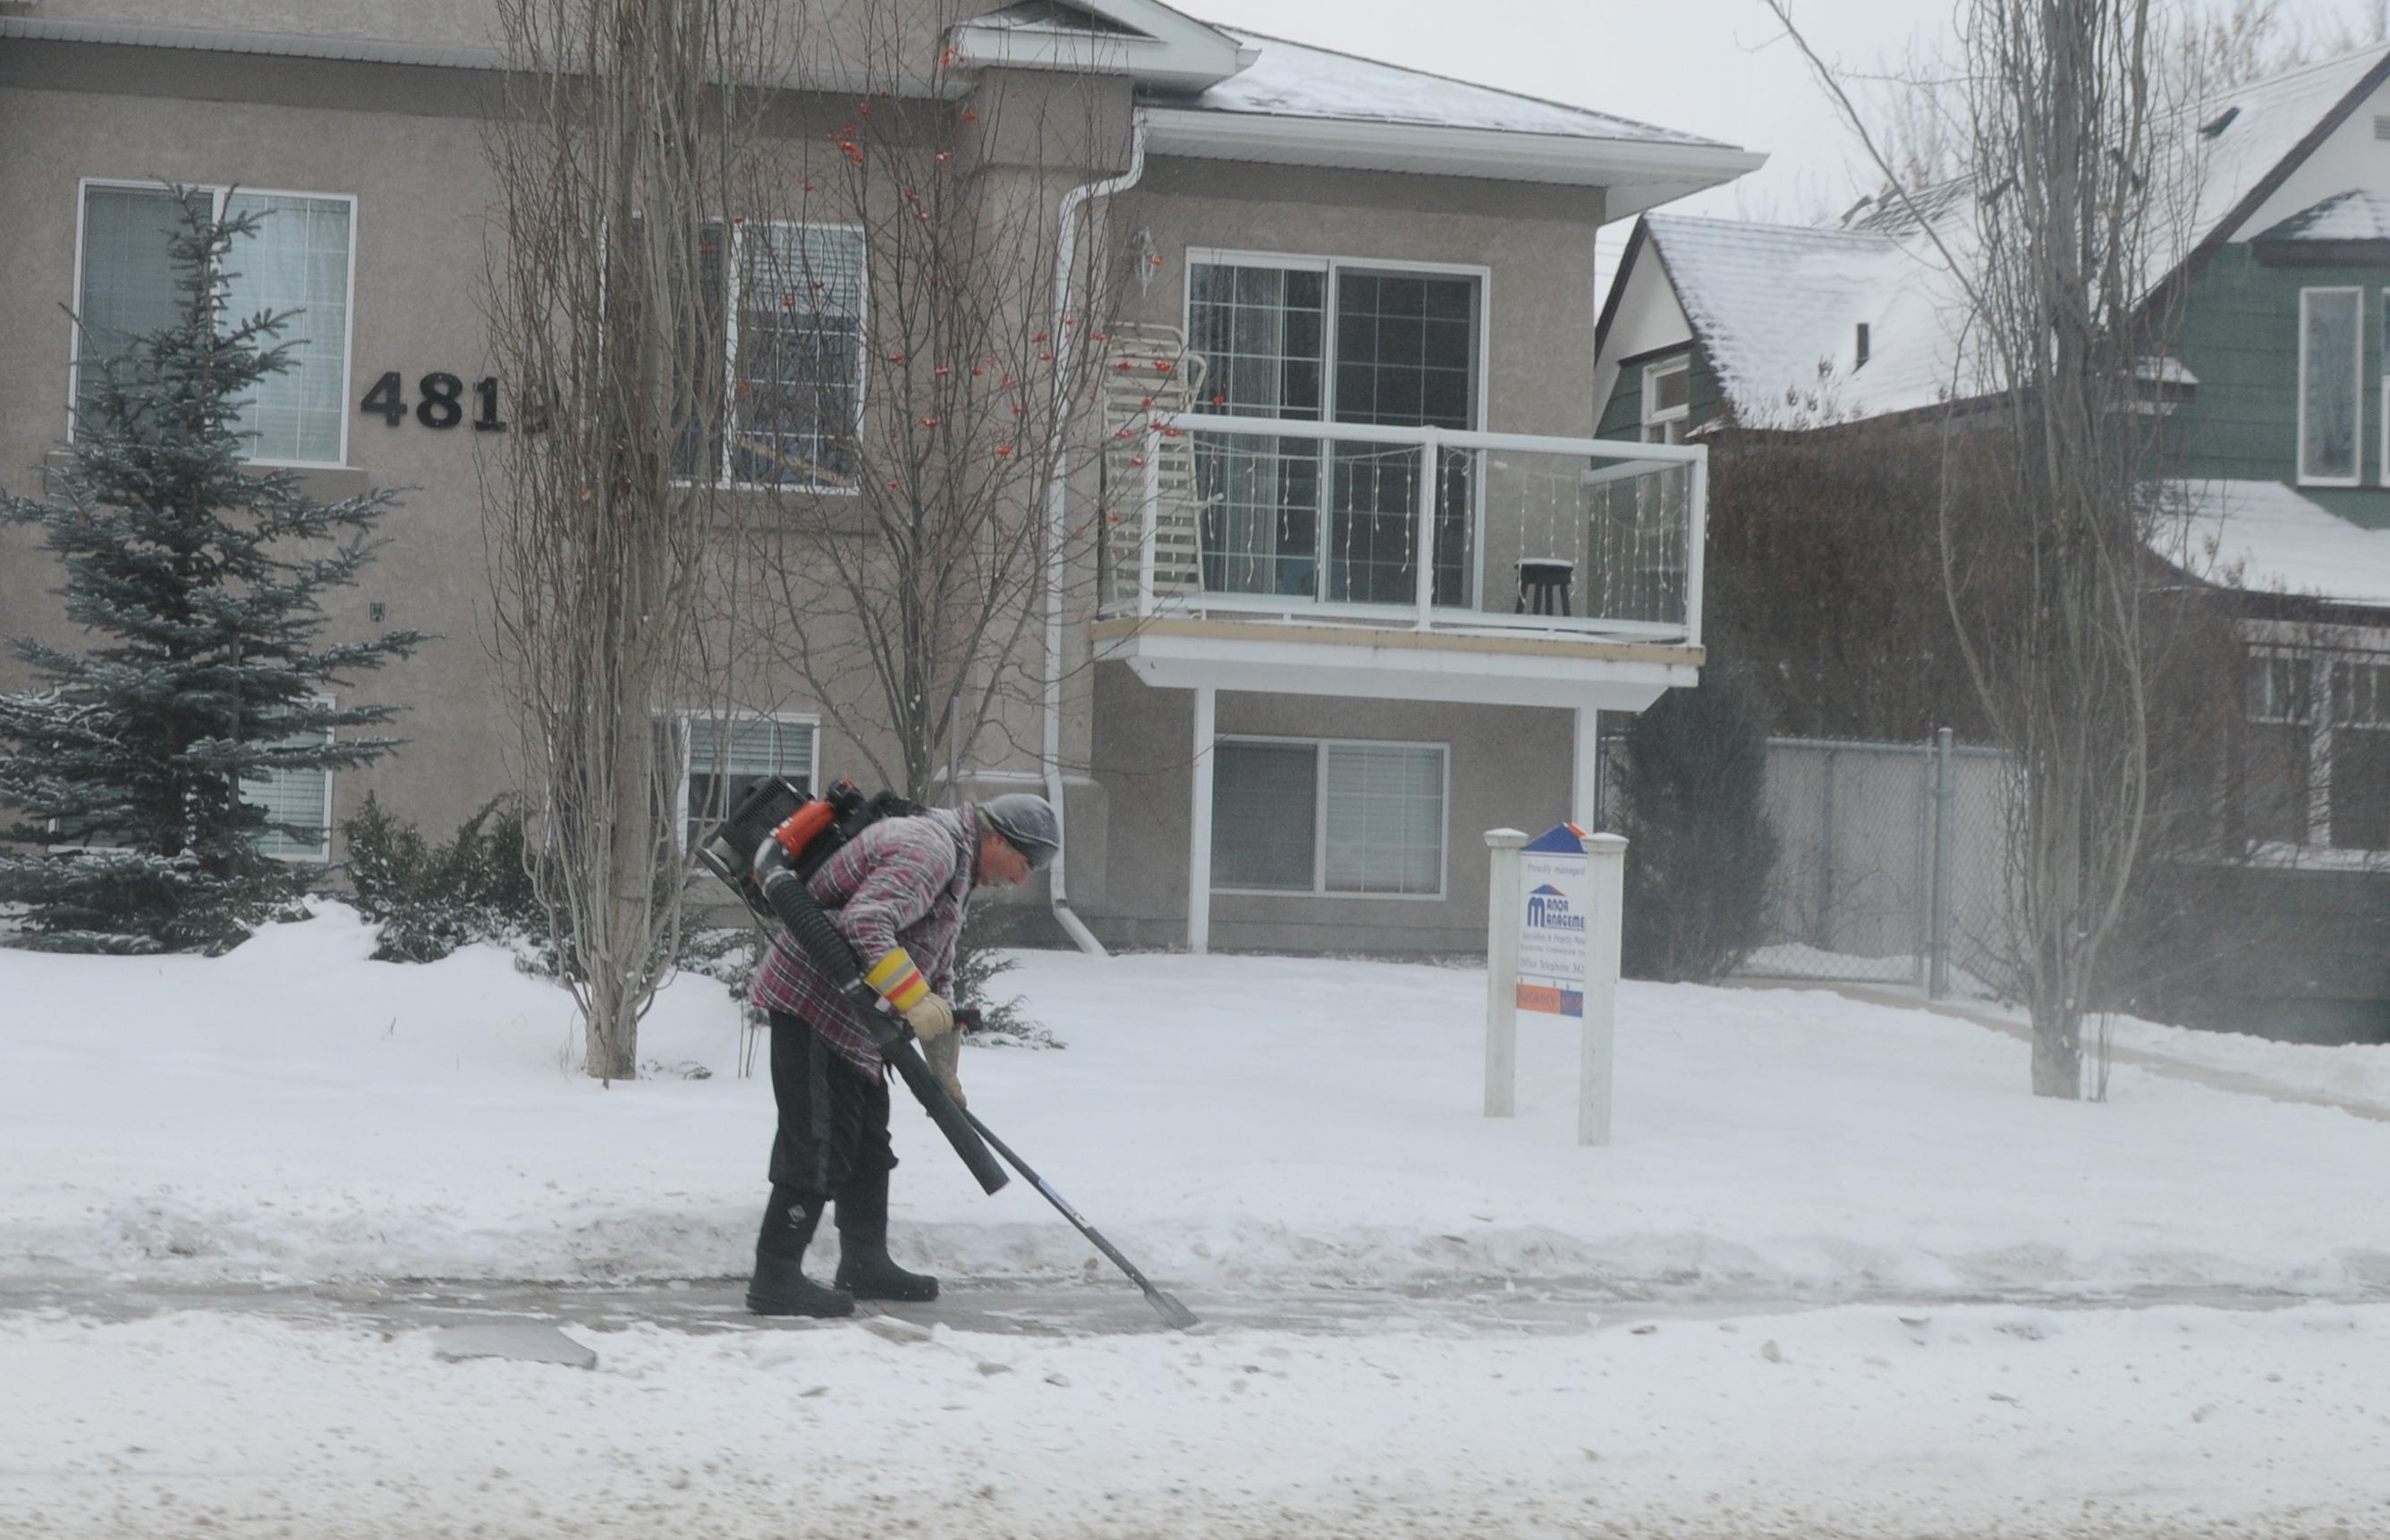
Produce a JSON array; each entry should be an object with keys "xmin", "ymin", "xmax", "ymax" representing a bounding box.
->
[
  {"xmin": 1321, "ymin": 742, "xmax": 1445, "ymax": 894},
  {"xmin": 222, "ymin": 191, "xmax": 353, "ymax": 464},
  {"xmin": 75, "ymin": 183, "xmax": 354, "ymax": 466},
  {"xmin": 682, "ymin": 714, "xmax": 820, "ymax": 848},
  {"xmin": 733, "ymin": 224, "xmax": 865, "ymax": 489},
  {"xmin": 1211, "ymin": 737, "xmax": 1445, "ymax": 896},
  {"xmin": 667, "ymin": 222, "xmax": 866, "ymax": 490},
  {"xmin": 239, "ymin": 704, "xmax": 335, "ymax": 863}
]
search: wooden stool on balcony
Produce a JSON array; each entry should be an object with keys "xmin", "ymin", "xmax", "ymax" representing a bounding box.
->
[{"xmin": 1515, "ymin": 557, "xmax": 1575, "ymax": 616}]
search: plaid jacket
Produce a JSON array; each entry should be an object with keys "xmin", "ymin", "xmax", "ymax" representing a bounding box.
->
[{"xmin": 752, "ymin": 803, "xmax": 979, "ymax": 1079}]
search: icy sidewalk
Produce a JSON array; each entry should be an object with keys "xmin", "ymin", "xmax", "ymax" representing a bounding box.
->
[{"xmin": 8, "ymin": 904, "xmax": 2390, "ymax": 1302}]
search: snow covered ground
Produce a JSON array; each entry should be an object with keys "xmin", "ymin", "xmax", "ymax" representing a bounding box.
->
[{"xmin": 6, "ymin": 903, "xmax": 2390, "ymax": 1536}]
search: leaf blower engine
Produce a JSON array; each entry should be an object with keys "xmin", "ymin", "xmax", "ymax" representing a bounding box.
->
[{"xmin": 696, "ymin": 776, "xmax": 920, "ymax": 925}]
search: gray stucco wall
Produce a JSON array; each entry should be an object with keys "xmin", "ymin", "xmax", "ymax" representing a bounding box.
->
[{"xmin": 1088, "ymin": 662, "xmax": 1577, "ymax": 952}]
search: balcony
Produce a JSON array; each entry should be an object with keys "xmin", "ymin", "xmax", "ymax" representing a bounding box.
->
[{"xmin": 1090, "ymin": 412, "xmax": 1706, "ymax": 710}]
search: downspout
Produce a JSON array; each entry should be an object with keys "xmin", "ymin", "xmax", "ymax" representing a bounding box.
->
[{"xmin": 1039, "ymin": 107, "xmax": 1146, "ymax": 957}]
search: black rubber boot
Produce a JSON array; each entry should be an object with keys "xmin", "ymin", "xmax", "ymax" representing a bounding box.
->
[
  {"xmin": 747, "ymin": 1186, "xmax": 853, "ymax": 1318},
  {"xmin": 834, "ymin": 1167, "xmax": 939, "ymax": 1302}
]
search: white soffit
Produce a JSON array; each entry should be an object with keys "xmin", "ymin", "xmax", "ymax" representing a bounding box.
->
[
  {"xmin": 1103, "ymin": 629, "xmax": 1696, "ymax": 709},
  {"xmin": 951, "ymin": 0, "xmax": 1245, "ymax": 91},
  {"xmin": 1144, "ymin": 107, "xmax": 1765, "ymax": 202}
]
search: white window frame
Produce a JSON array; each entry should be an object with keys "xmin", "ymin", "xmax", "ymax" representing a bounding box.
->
[
  {"xmin": 2377, "ymin": 287, "xmax": 2389, "ymax": 487},
  {"xmin": 673, "ymin": 708, "xmax": 823, "ymax": 845},
  {"xmin": 242, "ymin": 694, "xmax": 335, "ymax": 865},
  {"xmin": 716, "ymin": 219, "xmax": 868, "ymax": 495},
  {"xmin": 2298, "ymin": 285, "xmax": 2363, "ymax": 487},
  {"xmin": 1182, "ymin": 247, "xmax": 1493, "ymax": 607},
  {"xmin": 1209, "ymin": 733, "xmax": 1450, "ymax": 901},
  {"xmin": 70, "ymin": 178, "xmax": 360, "ymax": 470},
  {"xmin": 1182, "ymin": 247, "xmax": 1492, "ymax": 433},
  {"xmin": 1641, "ymin": 354, "xmax": 1691, "ymax": 444}
]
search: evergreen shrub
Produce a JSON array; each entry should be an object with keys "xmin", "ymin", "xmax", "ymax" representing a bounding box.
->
[
  {"xmin": 1615, "ymin": 655, "xmax": 1780, "ymax": 983},
  {"xmin": 0, "ymin": 190, "xmax": 424, "ymax": 953},
  {"xmin": 342, "ymin": 793, "xmax": 543, "ymax": 962}
]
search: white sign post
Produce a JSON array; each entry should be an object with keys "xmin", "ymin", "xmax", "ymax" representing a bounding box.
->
[
  {"xmin": 1482, "ymin": 828, "xmax": 1527, "ymax": 1117},
  {"xmin": 1578, "ymin": 833, "xmax": 1627, "ymax": 1147},
  {"xmin": 1486, "ymin": 823, "xmax": 1627, "ymax": 1146}
]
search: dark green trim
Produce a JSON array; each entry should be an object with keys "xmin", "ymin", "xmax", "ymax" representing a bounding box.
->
[{"xmin": 2254, "ymin": 239, "xmax": 2390, "ymax": 267}]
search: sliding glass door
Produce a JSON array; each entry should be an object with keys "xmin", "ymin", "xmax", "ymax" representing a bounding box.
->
[{"xmin": 1189, "ymin": 256, "xmax": 1480, "ymax": 607}]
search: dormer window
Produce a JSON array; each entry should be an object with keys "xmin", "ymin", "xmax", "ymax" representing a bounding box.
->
[{"xmin": 1641, "ymin": 355, "xmax": 1690, "ymax": 444}]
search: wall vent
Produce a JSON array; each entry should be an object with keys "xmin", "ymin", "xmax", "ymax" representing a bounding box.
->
[{"xmin": 2376, "ymin": 114, "xmax": 2390, "ymax": 140}]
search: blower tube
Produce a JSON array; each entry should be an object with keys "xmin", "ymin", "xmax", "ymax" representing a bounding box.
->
[{"xmin": 754, "ymin": 838, "xmax": 1009, "ymax": 1196}]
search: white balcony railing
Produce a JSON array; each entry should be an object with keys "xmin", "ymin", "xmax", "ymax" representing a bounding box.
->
[{"xmin": 1096, "ymin": 412, "xmax": 1705, "ymax": 646}]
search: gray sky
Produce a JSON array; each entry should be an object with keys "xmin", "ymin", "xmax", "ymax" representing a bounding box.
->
[
  {"xmin": 1209, "ymin": 0, "xmax": 2369, "ymax": 296},
  {"xmin": 1210, "ymin": 0, "xmax": 1958, "ymax": 298}
]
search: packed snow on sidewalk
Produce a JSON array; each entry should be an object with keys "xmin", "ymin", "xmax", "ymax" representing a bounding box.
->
[{"xmin": 6, "ymin": 901, "xmax": 2390, "ymax": 1537}]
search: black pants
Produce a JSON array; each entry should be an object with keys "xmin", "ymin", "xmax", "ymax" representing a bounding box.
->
[{"xmin": 766, "ymin": 1010, "xmax": 896, "ymax": 1201}]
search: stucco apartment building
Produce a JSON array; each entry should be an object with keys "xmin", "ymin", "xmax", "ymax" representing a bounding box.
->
[{"xmin": 0, "ymin": 1, "xmax": 1759, "ymax": 954}]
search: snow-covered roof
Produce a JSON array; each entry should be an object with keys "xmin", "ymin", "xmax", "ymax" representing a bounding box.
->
[
  {"xmin": 2253, "ymin": 189, "xmax": 2390, "ymax": 241},
  {"xmin": 1143, "ymin": 27, "xmax": 1762, "ymax": 205},
  {"xmin": 1618, "ymin": 47, "xmax": 2390, "ymax": 427},
  {"xmin": 2157, "ymin": 478, "xmax": 2390, "ymax": 608},
  {"xmin": 1639, "ymin": 213, "xmax": 1974, "ymax": 424},
  {"xmin": 1177, "ymin": 29, "xmax": 1731, "ymax": 147},
  {"xmin": 2197, "ymin": 47, "xmax": 2390, "ymax": 238}
]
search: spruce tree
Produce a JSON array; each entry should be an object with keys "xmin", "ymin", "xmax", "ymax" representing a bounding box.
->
[
  {"xmin": 1616, "ymin": 650, "xmax": 1780, "ymax": 983},
  {"xmin": 0, "ymin": 190, "xmax": 427, "ymax": 953}
]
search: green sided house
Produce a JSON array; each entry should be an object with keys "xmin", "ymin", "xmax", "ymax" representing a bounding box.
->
[{"xmin": 1593, "ymin": 45, "xmax": 2390, "ymax": 1040}]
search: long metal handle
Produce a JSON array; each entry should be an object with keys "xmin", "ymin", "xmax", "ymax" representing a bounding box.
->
[{"xmin": 962, "ymin": 1109, "xmax": 1199, "ymax": 1330}]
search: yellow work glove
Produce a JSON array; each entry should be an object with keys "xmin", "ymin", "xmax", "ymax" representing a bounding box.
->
[
  {"xmin": 921, "ymin": 1031, "xmax": 966, "ymax": 1109},
  {"xmin": 863, "ymin": 947, "xmax": 956, "ymax": 1040}
]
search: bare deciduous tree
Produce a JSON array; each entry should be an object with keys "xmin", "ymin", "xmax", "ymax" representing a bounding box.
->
[
  {"xmin": 738, "ymin": 11, "xmax": 1133, "ymax": 800},
  {"xmin": 1944, "ymin": 0, "xmax": 2195, "ymax": 1098},
  {"xmin": 481, "ymin": 0, "xmax": 792, "ymax": 1079},
  {"xmin": 1768, "ymin": 0, "xmax": 2220, "ymax": 1097}
]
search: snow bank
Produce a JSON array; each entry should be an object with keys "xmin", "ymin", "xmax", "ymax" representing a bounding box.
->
[{"xmin": 8, "ymin": 904, "xmax": 2390, "ymax": 1301}]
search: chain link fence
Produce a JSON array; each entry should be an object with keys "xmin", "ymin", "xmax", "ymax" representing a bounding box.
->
[
  {"xmin": 1600, "ymin": 729, "xmax": 2013, "ymax": 995},
  {"xmin": 1739, "ymin": 734, "xmax": 2012, "ymax": 993}
]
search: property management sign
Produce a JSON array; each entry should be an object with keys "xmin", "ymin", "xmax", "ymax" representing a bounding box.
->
[{"xmin": 1516, "ymin": 824, "xmax": 1592, "ymax": 1018}]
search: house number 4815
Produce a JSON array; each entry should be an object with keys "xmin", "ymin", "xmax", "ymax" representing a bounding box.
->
[{"xmin": 359, "ymin": 371, "xmax": 507, "ymax": 432}]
